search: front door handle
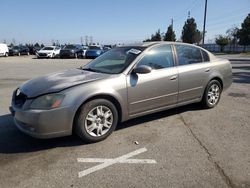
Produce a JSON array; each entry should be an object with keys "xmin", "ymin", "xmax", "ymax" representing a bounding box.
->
[
  {"xmin": 205, "ymin": 68, "xmax": 211, "ymax": 72},
  {"xmin": 170, "ymin": 75, "xmax": 178, "ymax": 80}
]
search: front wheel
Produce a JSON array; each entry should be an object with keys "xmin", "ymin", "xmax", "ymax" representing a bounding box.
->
[
  {"xmin": 75, "ymin": 99, "xmax": 118, "ymax": 143},
  {"xmin": 202, "ymin": 80, "xmax": 222, "ymax": 108}
]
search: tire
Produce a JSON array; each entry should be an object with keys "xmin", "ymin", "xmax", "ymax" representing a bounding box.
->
[
  {"xmin": 202, "ymin": 80, "xmax": 222, "ymax": 108},
  {"xmin": 75, "ymin": 99, "xmax": 118, "ymax": 143},
  {"xmin": 5, "ymin": 52, "xmax": 8, "ymax": 57},
  {"xmin": 52, "ymin": 53, "xmax": 55, "ymax": 58}
]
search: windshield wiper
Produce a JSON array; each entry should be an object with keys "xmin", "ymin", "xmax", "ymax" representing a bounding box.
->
[{"xmin": 81, "ymin": 67, "xmax": 102, "ymax": 73}]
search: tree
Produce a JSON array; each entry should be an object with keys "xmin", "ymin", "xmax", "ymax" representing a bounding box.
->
[
  {"xmin": 181, "ymin": 17, "xmax": 201, "ymax": 44},
  {"xmin": 163, "ymin": 25, "xmax": 176, "ymax": 41},
  {"xmin": 215, "ymin": 35, "xmax": 229, "ymax": 52},
  {"xmin": 151, "ymin": 29, "xmax": 162, "ymax": 41},
  {"xmin": 194, "ymin": 30, "xmax": 202, "ymax": 45},
  {"xmin": 34, "ymin": 43, "xmax": 40, "ymax": 47},
  {"xmin": 226, "ymin": 26, "xmax": 239, "ymax": 45},
  {"xmin": 237, "ymin": 14, "xmax": 250, "ymax": 50}
]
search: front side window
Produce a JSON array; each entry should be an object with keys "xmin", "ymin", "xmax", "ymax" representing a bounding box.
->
[
  {"xmin": 175, "ymin": 45, "xmax": 203, "ymax": 65},
  {"xmin": 136, "ymin": 44, "xmax": 174, "ymax": 69}
]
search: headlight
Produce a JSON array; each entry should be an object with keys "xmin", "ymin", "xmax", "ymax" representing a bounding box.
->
[{"xmin": 30, "ymin": 94, "xmax": 64, "ymax": 110}]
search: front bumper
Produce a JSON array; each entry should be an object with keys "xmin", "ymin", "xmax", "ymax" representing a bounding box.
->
[
  {"xmin": 36, "ymin": 53, "xmax": 52, "ymax": 58},
  {"xmin": 10, "ymin": 105, "xmax": 74, "ymax": 139},
  {"xmin": 59, "ymin": 52, "xmax": 75, "ymax": 58}
]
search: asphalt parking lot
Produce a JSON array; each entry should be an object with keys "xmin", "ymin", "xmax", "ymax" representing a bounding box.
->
[{"xmin": 0, "ymin": 55, "xmax": 249, "ymax": 188}]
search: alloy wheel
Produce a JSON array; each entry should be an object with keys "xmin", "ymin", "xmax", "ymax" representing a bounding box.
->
[{"xmin": 85, "ymin": 106, "xmax": 113, "ymax": 137}]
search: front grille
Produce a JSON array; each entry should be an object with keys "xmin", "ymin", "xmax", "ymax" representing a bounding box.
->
[
  {"xmin": 38, "ymin": 53, "xmax": 47, "ymax": 57},
  {"xmin": 14, "ymin": 89, "xmax": 27, "ymax": 108}
]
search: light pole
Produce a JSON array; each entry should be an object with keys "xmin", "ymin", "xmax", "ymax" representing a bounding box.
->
[{"xmin": 202, "ymin": 0, "xmax": 208, "ymax": 45}]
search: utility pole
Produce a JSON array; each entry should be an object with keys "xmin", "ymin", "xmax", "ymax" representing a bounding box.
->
[
  {"xmin": 85, "ymin": 36, "xmax": 89, "ymax": 45},
  {"xmin": 202, "ymin": 0, "xmax": 208, "ymax": 45}
]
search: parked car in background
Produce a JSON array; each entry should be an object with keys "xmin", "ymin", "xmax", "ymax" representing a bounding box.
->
[
  {"xmin": 28, "ymin": 46, "xmax": 42, "ymax": 55},
  {"xmin": 103, "ymin": 46, "xmax": 111, "ymax": 52},
  {"xmin": 59, "ymin": 44, "xmax": 83, "ymax": 58},
  {"xmin": 36, "ymin": 46, "xmax": 61, "ymax": 58},
  {"xmin": 9, "ymin": 46, "xmax": 30, "ymax": 56},
  {"xmin": 0, "ymin": 43, "xmax": 9, "ymax": 57},
  {"xmin": 82, "ymin": 45, "xmax": 89, "ymax": 58},
  {"xmin": 85, "ymin": 45, "xmax": 104, "ymax": 59},
  {"xmin": 10, "ymin": 42, "xmax": 232, "ymax": 143}
]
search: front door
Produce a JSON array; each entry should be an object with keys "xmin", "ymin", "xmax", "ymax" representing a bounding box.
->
[{"xmin": 127, "ymin": 44, "xmax": 178, "ymax": 116}]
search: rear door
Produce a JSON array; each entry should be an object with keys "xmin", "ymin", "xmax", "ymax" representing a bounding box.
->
[
  {"xmin": 174, "ymin": 44, "xmax": 211, "ymax": 103},
  {"xmin": 127, "ymin": 44, "xmax": 178, "ymax": 116}
]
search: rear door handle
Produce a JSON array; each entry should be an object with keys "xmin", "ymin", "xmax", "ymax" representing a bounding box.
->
[
  {"xmin": 205, "ymin": 68, "xmax": 211, "ymax": 72},
  {"xmin": 170, "ymin": 75, "xmax": 178, "ymax": 80}
]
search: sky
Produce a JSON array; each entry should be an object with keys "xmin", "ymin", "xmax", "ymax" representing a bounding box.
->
[{"xmin": 1, "ymin": 0, "xmax": 249, "ymax": 45}]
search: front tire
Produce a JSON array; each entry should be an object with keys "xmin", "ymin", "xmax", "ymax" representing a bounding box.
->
[
  {"xmin": 75, "ymin": 99, "xmax": 118, "ymax": 143},
  {"xmin": 202, "ymin": 80, "xmax": 222, "ymax": 108}
]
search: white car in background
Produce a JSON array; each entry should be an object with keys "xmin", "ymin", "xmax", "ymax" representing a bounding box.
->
[
  {"xmin": 36, "ymin": 46, "xmax": 61, "ymax": 58},
  {"xmin": 0, "ymin": 43, "xmax": 9, "ymax": 57}
]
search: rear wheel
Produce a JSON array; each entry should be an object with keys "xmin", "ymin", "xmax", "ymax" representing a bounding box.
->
[
  {"xmin": 75, "ymin": 99, "xmax": 118, "ymax": 143},
  {"xmin": 5, "ymin": 52, "xmax": 8, "ymax": 57},
  {"xmin": 202, "ymin": 80, "xmax": 222, "ymax": 108}
]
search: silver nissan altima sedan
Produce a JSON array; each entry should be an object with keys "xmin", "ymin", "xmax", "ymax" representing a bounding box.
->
[{"xmin": 10, "ymin": 42, "xmax": 232, "ymax": 142}]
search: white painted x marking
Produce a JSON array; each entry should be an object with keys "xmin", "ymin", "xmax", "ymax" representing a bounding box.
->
[{"xmin": 77, "ymin": 147, "xmax": 156, "ymax": 177}]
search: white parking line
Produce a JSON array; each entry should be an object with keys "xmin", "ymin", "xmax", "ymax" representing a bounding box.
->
[{"xmin": 77, "ymin": 147, "xmax": 157, "ymax": 178}]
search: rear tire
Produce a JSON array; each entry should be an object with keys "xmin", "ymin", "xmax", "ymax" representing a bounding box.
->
[
  {"xmin": 202, "ymin": 80, "xmax": 222, "ymax": 108},
  {"xmin": 75, "ymin": 99, "xmax": 118, "ymax": 143}
]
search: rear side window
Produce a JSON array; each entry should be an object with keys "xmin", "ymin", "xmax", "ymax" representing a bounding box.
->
[
  {"xmin": 201, "ymin": 50, "xmax": 210, "ymax": 62},
  {"xmin": 175, "ymin": 45, "xmax": 203, "ymax": 65},
  {"xmin": 136, "ymin": 44, "xmax": 174, "ymax": 69}
]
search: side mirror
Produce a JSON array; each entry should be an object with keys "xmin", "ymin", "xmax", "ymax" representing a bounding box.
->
[{"xmin": 133, "ymin": 65, "xmax": 152, "ymax": 74}]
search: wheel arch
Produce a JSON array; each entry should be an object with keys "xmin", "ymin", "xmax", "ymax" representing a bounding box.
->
[
  {"xmin": 73, "ymin": 94, "xmax": 123, "ymax": 131},
  {"xmin": 209, "ymin": 77, "xmax": 223, "ymax": 90}
]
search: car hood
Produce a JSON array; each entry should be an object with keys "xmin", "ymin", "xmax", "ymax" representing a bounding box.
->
[
  {"xmin": 19, "ymin": 69, "xmax": 109, "ymax": 98},
  {"xmin": 87, "ymin": 49, "xmax": 101, "ymax": 52},
  {"xmin": 38, "ymin": 50, "xmax": 54, "ymax": 53}
]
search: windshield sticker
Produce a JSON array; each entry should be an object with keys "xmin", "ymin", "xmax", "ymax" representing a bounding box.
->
[{"xmin": 127, "ymin": 49, "xmax": 142, "ymax": 55}]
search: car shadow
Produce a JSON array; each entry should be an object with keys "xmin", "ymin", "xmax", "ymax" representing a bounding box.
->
[{"xmin": 0, "ymin": 103, "xmax": 202, "ymax": 154}]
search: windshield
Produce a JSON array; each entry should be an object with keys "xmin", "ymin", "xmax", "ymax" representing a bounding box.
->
[
  {"xmin": 88, "ymin": 46, "xmax": 101, "ymax": 50},
  {"xmin": 64, "ymin": 45, "xmax": 75, "ymax": 49},
  {"xmin": 82, "ymin": 47, "xmax": 146, "ymax": 74},
  {"xmin": 42, "ymin": 47, "xmax": 54, "ymax": 50}
]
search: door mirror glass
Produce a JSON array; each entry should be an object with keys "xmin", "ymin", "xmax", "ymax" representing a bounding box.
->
[{"xmin": 133, "ymin": 65, "xmax": 152, "ymax": 74}]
